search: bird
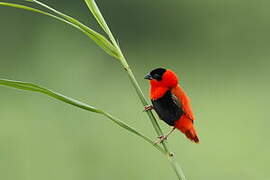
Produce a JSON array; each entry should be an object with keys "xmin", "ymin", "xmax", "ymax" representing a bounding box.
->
[{"xmin": 144, "ymin": 68, "xmax": 199, "ymax": 143}]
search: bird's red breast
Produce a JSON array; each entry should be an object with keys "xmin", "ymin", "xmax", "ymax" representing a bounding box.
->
[{"xmin": 145, "ymin": 68, "xmax": 199, "ymax": 143}]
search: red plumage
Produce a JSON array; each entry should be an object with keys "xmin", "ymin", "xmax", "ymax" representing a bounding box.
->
[{"xmin": 145, "ymin": 68, "xmax": 199, "ymax": 143}]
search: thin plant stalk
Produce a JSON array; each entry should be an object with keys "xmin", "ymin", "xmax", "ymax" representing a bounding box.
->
[
  {"xmin": 125, "ymin": 67, "xmax": 187, "ymax": 180},
  {"xmin": 83, "ymin": 1, "xmax": 187, "ymax": 179},
  {"xmin": 123, "ymin": 54, "xmax": 187, "ymax": 180}
]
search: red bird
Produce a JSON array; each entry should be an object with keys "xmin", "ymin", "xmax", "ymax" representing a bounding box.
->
[{"xmin": 144, "ymin": 68, "xmax": 199, "ymax": 143}]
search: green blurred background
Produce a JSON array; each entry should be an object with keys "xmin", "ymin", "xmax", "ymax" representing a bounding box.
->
[{"xmin": 0, "ymin": 0, "xmax": 270, "ymax": 179}]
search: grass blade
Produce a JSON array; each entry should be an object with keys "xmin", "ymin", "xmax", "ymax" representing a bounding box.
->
[
  {"xmin": 0, "ymin": 78, "xmax": 165, "ymax": 154},
  {"xmin": 83, "ymin": 0, "xmax": 125, "ymax": 61},
  {"xmin": 26, "ymin": 0, "xmax": 120, "ymax": 59},
  {"xmin": 0, "ymin": 2, "xmax": 119, "ymax": 59},
  {"xmin": 84, "ymin": 0, "xmax": 113, "ymax": 40}
]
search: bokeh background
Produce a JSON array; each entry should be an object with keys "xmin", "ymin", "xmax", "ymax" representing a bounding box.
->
[{"xmin": 0, "ymin": 0, "xmax": 270, "ymax": 180}]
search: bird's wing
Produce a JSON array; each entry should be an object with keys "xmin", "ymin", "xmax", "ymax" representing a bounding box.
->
[
  {"xmin": 171, "ymin": 93, "xmax": 182, "ymax": 109},
  {"xmin": 171, "ymin": 85, "xmax": 195, "ymax": 121}
]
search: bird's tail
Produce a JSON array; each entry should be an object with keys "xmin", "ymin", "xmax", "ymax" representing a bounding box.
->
[
  {"xmin": 175, "ymin": 115, "xmax": 200, "ymax": 143},
  {"xmin": 185, "ymin": 127, "xmax": 199, "ymax": 143}
]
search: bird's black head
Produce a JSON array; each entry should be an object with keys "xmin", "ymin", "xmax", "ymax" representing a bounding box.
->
[{"xmin": 144, "ymin": 68, "xmax": 167, "ymax": 81}]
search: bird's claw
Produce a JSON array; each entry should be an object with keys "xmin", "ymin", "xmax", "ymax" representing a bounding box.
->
[
  {"xmin": 154, "ymin": 135, "xmax": 168, "ymax": 144},
  {"xmin": 143, "ymin": 105, "xmax": 154, "ymax": 112}
]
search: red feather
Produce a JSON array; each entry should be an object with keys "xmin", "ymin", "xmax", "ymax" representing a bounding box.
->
[{"xmin": 171, "ymin": 85, "xmax": 194, "ymax": 121}]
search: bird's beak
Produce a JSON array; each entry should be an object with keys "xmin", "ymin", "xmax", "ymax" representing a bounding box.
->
[{"xmin": 144, "ymin": 73, "xmax": 153, "ymax": 80}]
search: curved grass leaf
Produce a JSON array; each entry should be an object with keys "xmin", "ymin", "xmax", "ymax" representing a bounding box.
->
[
  {"xmin": 0, "ymin": 78, "xmax": 165, "ymax": 154},
  {"xmin": 27, "ymin": 0, "xmax": 120, "ymax": 59},
  {"xmin": 83, "ymin": 0, "xmax": 127, "ymax": 63},
  {"xmin": 0, "ymin": 2, "xmax": 119, "ymax": 59},
  {"xmin": 84, "ymin": 0, "xmax": 113, "ymax": 41}
]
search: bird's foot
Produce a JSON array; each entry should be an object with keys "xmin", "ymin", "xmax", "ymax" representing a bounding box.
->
[
  {"xmin": 154, "ymin": 135, "xmax": 168, "ymax": 144},
  {"xmin": 143, "ymin": 105, "xmax": 154, "ymax": 112},
  {"xmin": 154, "ymin": 128, "xmax": 176, "ymax": 144}
]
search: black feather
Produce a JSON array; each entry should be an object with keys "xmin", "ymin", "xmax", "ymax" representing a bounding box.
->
[
  {"xmin": 149, "ymin": 68, "xmax": 166, "ymax": 81},
  {"xmin": 152, "ymin": 90, "xmax": 184, "ymax": 126}
]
